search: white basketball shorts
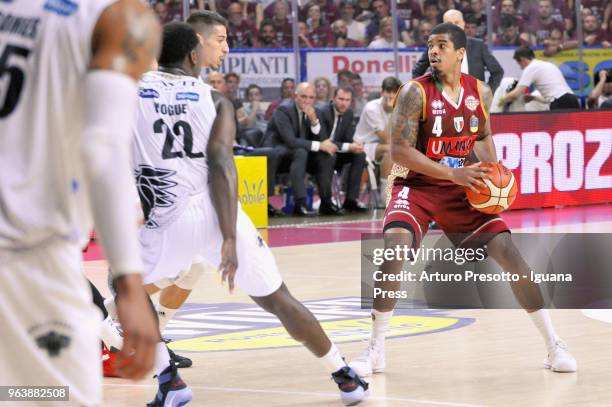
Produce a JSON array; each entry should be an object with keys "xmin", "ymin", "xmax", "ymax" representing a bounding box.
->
[
  {"xmin": 0, "ymin": 240, "xmax": 101, "ymax": 406},
  {"xmin": 140, "ymin": 193, "xmax": 283, "ymax": 297}
]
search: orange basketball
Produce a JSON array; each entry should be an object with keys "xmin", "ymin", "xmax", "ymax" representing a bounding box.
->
[{"xmin": 465, "ymin": 162, "xmax": 518, "ymax": 214}]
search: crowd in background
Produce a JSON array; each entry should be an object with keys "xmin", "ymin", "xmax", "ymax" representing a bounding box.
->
[{"xmin": 152, "ymin": 0, "xmax": 611, "ymax": 51}]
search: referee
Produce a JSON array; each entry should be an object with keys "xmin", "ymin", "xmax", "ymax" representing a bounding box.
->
[{"xmin": 501, "ymin": 46, "xmax": 580, "ymax": 110}]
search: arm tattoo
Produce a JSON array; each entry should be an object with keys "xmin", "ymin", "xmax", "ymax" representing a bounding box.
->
[
  {"xmin": 390, "ymin": 83, "xmax": 423, "ymax": 148},
  {"xmin": 477, "ymin": 82, "xmax": 493, "ymax": 141}
]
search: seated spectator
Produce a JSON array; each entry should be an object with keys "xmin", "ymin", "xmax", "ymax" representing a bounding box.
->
[
  {"xmin": 271, "ymin": 0, "xmax": 293, "ymax": 47},
  {"xmin": 413, "ymin": 21, "xmax": 434, "ymax": 47},
  {"xmin": 494, "ymin": 15, "xmax": 529, "ymax": 46},
  {"xmin": 465, "ymin": 0, "xmax": 487, "ymax": 38},
  {"xmin": 264, "ymin": 83, "xmax": 338, "ymax": 216},
  {"xmin": 238, "ymin": 84, "xmax": 268, "ymax": 133},
  {"xmin": 423, "ymin": 0, "xmax": 443, "ymax": 26},
  {"xmin": 353, "ymin": 76, "xmax": 401, "ymax": 194},
  {"xmin": 304, "ymin": 3, "xmax": 335, "ymax": 47},
  {"xmin": 313, "ymin": 76, "xmax": 333, "ymax": 109},
  {"xmin": 582, "ymin": 0, "xmax": 611, "ymax": 33},
  {"xmin": 351, "ymin": 73, "xmax": 368, "ymax": 123},
  {"xmin": 546, "ymin": 14, "xmax": 611, "ymax": 55},
  {"xmin": 368, "ymin": 16, "xmax": 407, "ymax": 48},
  {"xmin": 265, "ymin": 78, "xmax": 296, "ymax": 121},
  {"xmin": 501, "ymin": 46, "xmax": 579, "ymax": 110},
  {"xmin": 154, "ymin": 1, "xmax": 181, "ymax": 24},
  {"xmin": 206, "ymin": 71, "xmax": 227, "ymax": 93},
  {"xmin": 337, "ymin": 69, "xmax": 355, "ymax": 88},
  {"xmin": 529, "ymin": 0, "xmax": 566, "ymax": 45},
  {"xmin": 437, "ymin": 0, "xmax": 463, "ymax": 13},
  {"xmin": 224, "ymin": 72, "xmax": 243, "ymax": 110},
  {"xmin": 226, "ymin": 1, "xmax": 258, "ymax": 48},
  {"xmin": 254, "ymin": 19, "xmax": 282, "ymax": 48},
  {"xmin": 493, "ymin": 0, "xmax": 529, "ymax": 35},
  {"xmin": 464, "ymin": 14, "xmax": 480, "ymax": 39},
  {"xmin": 366, "ymin": 0, "xmax": 411, "ymax": 45},
  {"xmin": 316, "ymin": 86, "xmax": 369, "ymax": 214},
  {"xmin": 354, "ymin": 0, "xmax": 375, "ymax": 25},
  {"xmin": 300, "ymin": 0, "xmax": 341, "ymax": 27},
  {"xmin": 298, "ymin": 21, "xmax": 315, "ymax": 48},
  {"xmin": 339, "ymin": 1, "xmax": 366, "ymax": 43},
  {"xmin": 397, "ymin": 0, "xmax": 422, "ymax": 33},
  {"xmin": 264, "ymin": 0, "xmax": 292, "ymax": 19},
  {"xmin": 332, "ymin": 19, "xmax": 365, "ymax": 47},
  {"xmin": 588, "ymin": 69, "xmax": 612, "ymax": 109}
]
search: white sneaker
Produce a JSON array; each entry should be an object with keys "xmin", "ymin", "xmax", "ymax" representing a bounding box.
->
[
  {"xmin": 348, "ymin": 341, "xmax": 386, "ymax": 377},
  {"xmin": 544, "ymin": 340, "xmax": 577, "ymax": 372}
]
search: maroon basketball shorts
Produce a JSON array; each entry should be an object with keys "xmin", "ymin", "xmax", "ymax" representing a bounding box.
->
[{"xmin": 383, "ymin": 183, "xmax": 510, "ymax": 248}]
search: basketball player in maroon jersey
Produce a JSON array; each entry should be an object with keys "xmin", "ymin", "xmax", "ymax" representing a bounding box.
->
[{"xmin": 350, "ymin": 22, "xmax": 577, "ymax": 376}]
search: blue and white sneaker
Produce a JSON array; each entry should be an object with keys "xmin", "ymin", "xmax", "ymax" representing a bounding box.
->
[
  {"xmin": 332, "ymin": 366, "xmax": 369, "ymax": 406},
  {"xmin": 147, "ymin": 364, "xmax": 192, "ymax": 407}
]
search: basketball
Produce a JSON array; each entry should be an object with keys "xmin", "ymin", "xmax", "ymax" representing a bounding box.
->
[{"xmin": 465, "ymin": 162, "xmax": 518, "ymax": 214}]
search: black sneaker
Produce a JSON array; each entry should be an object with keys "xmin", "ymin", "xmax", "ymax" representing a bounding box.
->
[
  {"xmin": 168, "ymin": 347, "xmax": 192, "ymax": 369},
  {"xmin": 147, "ymin": 364, "xmax": 192, "ymax": 407},
  {"xmin": 332, "ymin": 366, "xmax": 369, "ymax": 406}
]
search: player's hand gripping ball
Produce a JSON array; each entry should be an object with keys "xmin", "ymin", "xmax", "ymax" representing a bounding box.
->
[{"xmin": 465, "ymin": 162, "xmax": 518, "ymax": 214}]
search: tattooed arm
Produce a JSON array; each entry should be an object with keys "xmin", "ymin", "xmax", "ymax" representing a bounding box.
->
[
  {"xmin": 390, "ymin": 82, "xmax": 486, "ymax": 192},
  {"xmin": 83, "ymin": 0, "xmax": 161, "ymax": 380},
  {"xmin": 473, "ymin": 82, "xmax": 498, "ymax": 163}
]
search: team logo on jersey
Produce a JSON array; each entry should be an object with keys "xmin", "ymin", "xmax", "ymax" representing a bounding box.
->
[
  {"xmin": 453, "ymin": 117, "xmax": 464, "ymax": 132},
  {"xmin": 165, "ymin": 298, "xmax": 474, "ymax": 352},
  {"xmin": 393, "ymin": 198, "xmax": 410, "ymax": 209},
  {"xmin": 139, "ymin": 88, "xmax": 160, "ymax": 99},
  {"xmin": 29, "ymin": 321, "xmax": 73, "ymax": 357},
  {"xmin": 176, "ymin": 92, "xmax": 200, "ymax": 102},
  {"xmin": 470, "ymin": 115, "xmax": 479, "ymax": 133},
  {"xmin": 134, "ymin": 165, "xmax": 177, "ymax": 228},
  {"xmin": 426, "ymin": 135, "xmax": 477, "ymax": 159},
  {"xmin": 43, "ymin": 0, "xmax": 78, "ymax": 16},
  {"xmin": 439, "ymin": 156, "xmax": 465, "ymax": 168},
  {"xmin": 464, "ymin": 95, "xmax": 480, "ymax": 111},
  {"xmin": 431, "ymin": 99, "xmax": 446, "ymax": 115}
]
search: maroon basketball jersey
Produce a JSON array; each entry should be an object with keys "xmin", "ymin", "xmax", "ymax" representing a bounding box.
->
[{"xmin": 389, "ymin": 73, "xmax": 487, "ymax": 191}]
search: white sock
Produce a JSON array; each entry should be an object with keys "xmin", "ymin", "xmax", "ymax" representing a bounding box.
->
[
  {"xmin": 319, "ymin": 343, "xmax": 346, "ymax": 374},
  {"xmin": 100, "ymin": 315, "xmax": 123, "ymax": 350},
  {"xmin": 371, "ymin": 309, "xmax": 393, "ymax": 345},
  {"xmin": 529, "ymin": 309, "xmax": 557, "ymax": 349},
  {"xmin": 156, "ymin": 304, "xmax": 177, "ymax": 333},
  {"xmin": 104, "ymin": 297, "xmax": 117, "ymax": 320},
  {"xmin": 155, "ymin": 342, "xmax": 171, "ymax": 377}
]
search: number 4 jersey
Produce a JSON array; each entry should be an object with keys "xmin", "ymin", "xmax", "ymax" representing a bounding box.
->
[
  {"xmin": 388, "ymin": 72, "xmax": 488, "ymax": 194},
  {"xmin": 132, "ymin": 71, "xmax": 216, "ymax": 230}
]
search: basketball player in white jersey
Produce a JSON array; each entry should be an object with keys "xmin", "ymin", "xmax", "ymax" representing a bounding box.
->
[
  {"xmin": 132, "ymin": 21, "xmax": 368, "ymax": 406},
  {"xmin": 0, "ymin": 0, "xmax": 161, "ymax": 405}
]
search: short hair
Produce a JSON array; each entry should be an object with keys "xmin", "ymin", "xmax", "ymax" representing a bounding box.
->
[
  {"xmin": 187, "ymin": 10, "xmax": 228, "ymax": 36},
  {"xmin": 513, "ymin": 46, "xmax": 535, "ymax": 61},
  {"xmin": 464, "ymin": 14, "xmax": 479, "ymax": 26},
  {"xmin": 246, "ymin": 84, "xmax": 262, "ymax": 96},
  {"xmin": 381, "ymin": 76, "xmax": 402, "ymax": 93},
  {"xmin": 158, "ymin": 22, "xmax": 199, "ymax": 66},
  {"xmin": 337, "ymin": 69, "xmax": 354, "ymax": 81},
  {"xmin": 334, "ymin": 85, "xmax": 354, "ymax": 97},
  {"xmin": 352, "ymin": 73, "xmax": 362, "ymax": 81},
  {"xmin": 500, "ymin": 14, "xmax": 518, "ymax": 29},
  {"xmin": 430, "ymin": 22, "xmax": 467, "ymax": 50},
  {"xmin": 281, "ymin": 77, "xmax": 295, "ymax": 89},
  {"xmin": 423, "ymin": 0, "xmax": 439, "ymax": 10},
  {"xmin": 225, "ymin": 72, "xmax": 240, "ymax": 82}
]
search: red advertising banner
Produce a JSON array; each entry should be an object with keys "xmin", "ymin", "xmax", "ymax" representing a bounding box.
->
[{"xmin": 491, "ymin": 110, "xmax": 612, "ymax": 209}]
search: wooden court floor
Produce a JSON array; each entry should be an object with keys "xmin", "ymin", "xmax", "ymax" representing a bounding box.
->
[{"xmin": 87, "ymin": 213, "xmax": 612, "ymax": 407}]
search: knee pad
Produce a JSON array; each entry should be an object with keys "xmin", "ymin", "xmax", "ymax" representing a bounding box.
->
[{"xmin": 174, "ymin": 262, "xmax": 208, "ymax": 290}]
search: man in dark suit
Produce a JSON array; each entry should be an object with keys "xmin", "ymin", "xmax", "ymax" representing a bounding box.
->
[
  {"xmin": 264, "ymin": 82, "xmax": 337, "ymax": 216},
  {"xmin": 412, "ymin": 10, "xmax": 504, "ymax": 92},
  {"xmin": 315, "ymin": 86, "xmax": 368, "ymax": 214}
]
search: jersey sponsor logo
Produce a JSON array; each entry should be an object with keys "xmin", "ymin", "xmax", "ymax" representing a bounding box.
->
[
  {"xmin": 431, "ymin": 99, "xmax": 446, "ymax": 115},
  {"xmin": 470, "ymin": 115, "xmax": 479, "ymax": 133},
  {"xmin": 139, "ymin": 88, "xmax": 160, "ymax": 99},
  {"xmin": 176, "ymin": 92, "xmax": 200, "ymax": 102},
  {"xmin": 439, "ymin": 156, "xmax": 466, "ymax": 168},
  {"xmin": 453, "ymin": 117, "xmax": 464, "ymax": 133},
  {"xmin": 165, "ymin": 298, "xmax": 474, "ymax": 352},
  {"xmin": 134, "ymin": 165, "xmax": 177, "ymax": 228},
  {"xmin": 393, "ymin": 198, "xmax": 410, "ymax": 209},
  {"xmin": 43, "ymin": 0, "xmax": 78, "ymax": 16},
  {"xmin": 427, "ymin": 135, "xmax": 477, "ymax": 159},
  {"xmin": 465, "ymin": 95, "xmax": 480, "ymax": 111}
]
